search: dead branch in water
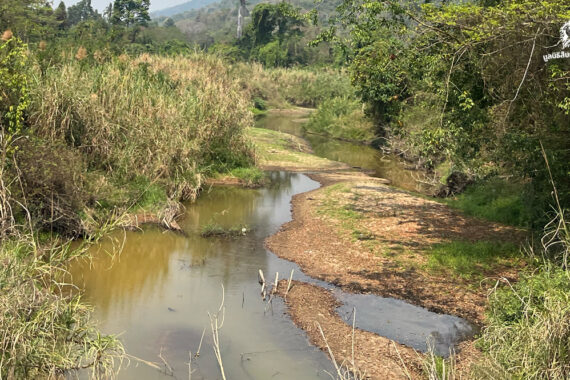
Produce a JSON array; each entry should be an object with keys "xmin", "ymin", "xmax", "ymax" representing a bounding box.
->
[
  {"xmin": 285, "ymin": 269, "xmax": 294, "ymax": 299},
  {"xmin": 159, "ymin": 347, "xmax": 174, "ymax": 376},
  {"xmin": 258, "ymin": 269, "xmax": 267, "ymax": 300},
  {"xmin": 316, "ymin": 320, "xmax": 367, "ymax": 380},
  {"xmin": 208, "ymin": 284, "xmax": 227, "ymax": 380}
]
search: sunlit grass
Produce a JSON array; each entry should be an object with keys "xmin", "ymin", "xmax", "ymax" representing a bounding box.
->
[{"xmin": 426, "ymin": 240, "xmax": 521, "ymax": 279}]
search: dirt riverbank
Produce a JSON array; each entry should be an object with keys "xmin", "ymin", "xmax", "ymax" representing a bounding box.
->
[{"xmin": 250, "ymin": 118, "xmax": 526, "ymax": 377}]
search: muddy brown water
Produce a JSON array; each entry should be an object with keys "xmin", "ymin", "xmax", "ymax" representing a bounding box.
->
[{"xmin": 69, "ymin": 115, "xmax": 475, "ymax": 379}]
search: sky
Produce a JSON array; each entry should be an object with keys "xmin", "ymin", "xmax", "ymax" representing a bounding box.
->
[{"xmin": 61, "ymin": 0, "xmax": 191, "ymax": 12}]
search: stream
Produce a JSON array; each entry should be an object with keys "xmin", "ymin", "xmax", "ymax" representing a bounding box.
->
[{"xmin": 69, "ymin": 113, "xmax": 475, "ymax": 379}]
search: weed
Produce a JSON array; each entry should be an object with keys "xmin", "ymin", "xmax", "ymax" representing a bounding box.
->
[
  {"xmin": 426, "ymin": 240, "xmax": 520, "ymax": 279},
  {"xmin": 200, "ymin": 222, "xmax": 249, "ymax": 238},
  {"xmin": 228, "ymin": 167, "xmax": 266, "ymax": 187},
  {"xmin": 0, "ymin": 237, "xmax": 124, "ymax": 378},
  {"xmin": 305, "ymin": 97, "xmax": 375, "ymax": 141},
  {"xmin": 445, "ymin": 178, "xmax": 533, "ymax": 228}
]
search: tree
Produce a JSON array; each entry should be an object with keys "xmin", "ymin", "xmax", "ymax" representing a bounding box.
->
[
  {"xmin": 0, "ymin": 0, "xmax": 57, "ymax": 41},
  {"xmin": 326, "ymin": 0, "xmax": 570, "ymax": 214},
  {"xmin": 67, "ymin": 0, "xmax": 99, "ymax": 26},
  {"xmin": 239, "ymin": 2, "xmax": 304, "ymax": 66},
  {"xmin": 164, "ymin": 18, "xmax": 175, "ymax": 28},
  {"xmin": 111, "ymin": 0, "xmax": 151, "ymax": 27},
  {"xmin": 54, "ymin": 1, "xmax": 68, "ymax": 30}
]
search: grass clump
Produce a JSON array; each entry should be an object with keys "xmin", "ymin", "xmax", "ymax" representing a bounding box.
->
[
  {"xmin": 474, "ymin": 266, "xmax": 570, "ymax": 379},
  {"xmin": 228, "ymin": 167, "xmax": 266, "ymax": 187},
  {"xmin": 233, "ymin": 63, "xmax": 353, "ymax": 108},
  {"xmin": 10, "ymin": 52, "xmax": 257, "ymax": 236},
  {"xmin": 445, "ymin": 178, "xmax": 533, "ymax": 228},
  {"xmin": 472, "ymin": 198, "xmax": 570, "ymax": 379},
  {"xmin": 0, "ymin": 237, "xmax": 124, "ymax": 378},
  {"xmin": 426, "ymin": 240, "xmax": 520, "ymax": 279},
  {"xmin": 305, "ymin": 97, "xmax": 375, "ymax": 142},
  {"xmin": 200, "ymin": 222, "xmax": 249, "ymax": 238}
]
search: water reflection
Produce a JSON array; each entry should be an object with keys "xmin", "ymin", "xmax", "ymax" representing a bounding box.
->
[{"xmin": 69, "ymin": 173, "xmax": 333, "ymax": 380}]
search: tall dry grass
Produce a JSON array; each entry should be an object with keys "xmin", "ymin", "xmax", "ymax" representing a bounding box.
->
[
  {"xmin": 29, "ymin": 53, "xmax": 255, "ymax": 202},
  {"xmin": 231, "ymin": 63, "xmax": 353, "ymax": 108},
  {"xmin": 0, "ymin": 235, "xmax": 124, "ymax": 379}
]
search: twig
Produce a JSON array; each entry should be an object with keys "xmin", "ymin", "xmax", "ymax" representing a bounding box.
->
[
  {"xmin": 208, "ymin": 284, "xmax": 227, "ymax": 380},
  {"xmin": 124, "ymin": 353, "xmax": 161, "ymax": 371},
  {"xmin": 504, "ymin": 28, "xmax": 540, "ymax": 121},
  {"xmin": 188, "ymin": 351, "xmax": 192, "ymax": 380},
  {"xmin": 158, "ymin": 347, "xmax": 174, "ymax": 376},
  {"xmin": 316, "ymin": 322, "xmax": 344, "ymax": 379},
  {"xmin": 194, "ymin": 328, "xmax": 206, "ymax": 358},
  {"xmin": 391, "ymin": 341, "xmax": 413, "ymax": 380},
  {"xmin": 272, "ymin": 272, "xmax": 279, "ymax": 294},
  {"xmin": 285, "ymin": 269, "xmax": 294, "ymax": 299}
]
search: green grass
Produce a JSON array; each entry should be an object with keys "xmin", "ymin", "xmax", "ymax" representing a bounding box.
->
[
  {"xmin": 200, "ymin": 222, "xmax": 249, "ymax": 237},
  {"xmin": 473, "ymin": 265, "xmax": 570, "ymax": 380},
  {"xmin": 445, "ymin": 179, "xmax": 532, "ymax": 228},
  {"xmin": 426, "ymin": 240, "xmax": 520, "ymax": 279},
  {"xmin": 228, "ymin": 167, "xmax": 266, "ymax": 187},
  {"xmin": 0, "ymin": 237, "xmax": 124, "ymax": 378}
]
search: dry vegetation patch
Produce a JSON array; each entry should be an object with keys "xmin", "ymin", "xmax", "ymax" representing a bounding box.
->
[
  {"xmin": 267, "ymin": 173, "xmax": 526, "ymax": 323},
  {"xmin": 247, "ymin": 127, "xmax": 349, "ymax": 172}
]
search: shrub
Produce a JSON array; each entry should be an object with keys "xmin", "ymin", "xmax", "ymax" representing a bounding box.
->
[
  {"xmin": 305, "ymin": 96, "xmax": 375, "ymax": 141},
  {"xmin": 29, "ymin": 54, "xmax": 256, "ymax": 202},
  {"xmin": 0, "ymin": 238, "xmax": 124, "ymax": 378},
  {"xmin": 476, "ymin": 266, "xmax": 570, "ymax": 379}
]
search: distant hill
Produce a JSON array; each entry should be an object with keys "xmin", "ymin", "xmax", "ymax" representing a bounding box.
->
[{"xmin": 151, "ymin": 0, "xmax": 220, "ymax": 18}]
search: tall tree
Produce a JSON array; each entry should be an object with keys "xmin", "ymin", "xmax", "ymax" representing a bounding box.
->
[
  {"xmin": 111, "ymin": 0, "xmax": 150, "ymax": 27},
  {"xmin": 54, "ymin": 1, "xmax": 68, "ymax": 30},
  {"xmin": 237, "ymin": 0, "xmax": 249, "ymax": 39},
  {"xmin": 67, "ymin": 0, "xmax": 99, "ymax": 26},
  {"xmin": 0, "ymin": 0, "xmax": 56, "ymax": 41}
]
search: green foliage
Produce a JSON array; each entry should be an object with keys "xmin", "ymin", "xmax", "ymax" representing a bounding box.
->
[
  {"xmin": 306, "ymin": 96, "xmax": 375, "ymax": 141},
  {"xmin": 0, "ymin": 238, "xmax": 124, "ymax": 378},
  {"xmin": 67, "ymin": 0, "xmax": 100, "ymax": 27},
  {"xmin": 477, "ymin": 265, "xmax": 570, "ymax": 379},
  {"xmin": 171, "ymin": 0, "xmax": 342, "ymax": 66},
  {"xmin": 426, "ymin": 240, "xmax": 520, "ymax": 279},
  {"xmin": 325, "ymin": 0, "xmax": 570, "ymax": 215},
  {"xmin": 201, "ymin": 222, "xmax": 249, "ymax": 237},
  {"xmin": 54, "ymin": 2, "xmax": 68, "ymax": 30},
  {"xmin": 446, "ymin": 179, "xmax": 534, "ymax": 228},
  {"xmin": 240, "ymin": 2, "xmax": 307, "ymax": 67},
  {"xmin": 0, "ymin": 36, "xmax": 29, "ymax": 139},
  {"xmin": 253, "ymin": 97, "xmax": 267, "ymax": 111},
  {"xmin": 0, "ymin": 0, "xmax": 58, "ymax": 41},
  {"xmin": 29, "ymin": 54, "xmax": 255, "ymax": 202},
  {"xmin": 111, "ymin": 0, "xmax": 150, "ymax": 27},
  {"xmin": 228, "ymin": 167, "xmax": 266, "ymax": 187}
]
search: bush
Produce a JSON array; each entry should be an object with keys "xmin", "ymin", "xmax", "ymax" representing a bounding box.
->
[
  {"xmin": 29, "ymin": 53, "xmax": 256, "ymax": 202},
  {"xmin": 446, "ymin": 178, "xmax": 534, "ymax": 228},
  {"xmin": 305, "ymin": 96, "xmax": 375, "ymax": 141},
  {"xmin": 232, "ymin": 63, "xmax": 353, "ymax": 108},
  {"xmin": 476, "ymin": 266, "xmax": 570, "ymax": 379},
  {"xmin": 0, "ymin": 238, "xmax": 124, "ymax": 378}
]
